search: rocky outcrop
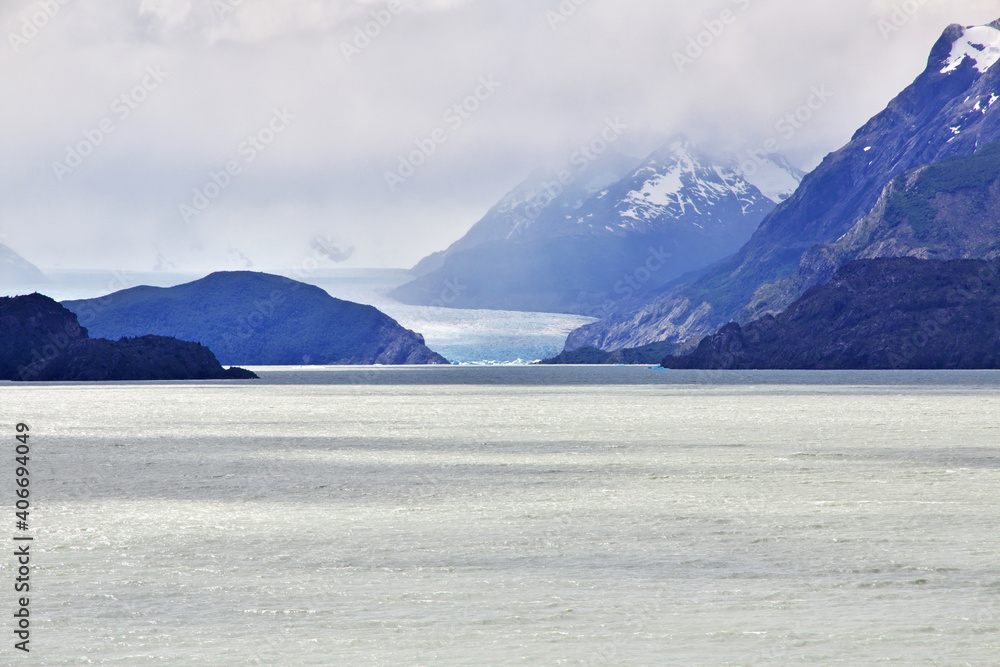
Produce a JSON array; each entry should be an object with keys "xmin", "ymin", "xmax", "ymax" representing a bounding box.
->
[
  {"xmin": 661, "ymin": 258, "xmax": 1000, "ymax": 370},
  {"xmin": 0, "ymin": 293, "xmax": 88, "ymax": 380},
  {"xmin": 1, "ymin": 293, "xmax": 257, "ymax": 381},
  {"xmin": 30, "ymin": 336, "xmax": 259, "ymax": 381},
  {"xmin": 541, "ymin": 342, "xmax": 676, "ymax": 365}
]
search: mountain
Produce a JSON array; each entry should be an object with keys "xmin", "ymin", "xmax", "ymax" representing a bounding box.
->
[
  {"xmin": 392, "ymin": 140, "xmax": 800, "ymax": 316},
  {"xmin": 572, "ymin": 142, "xmax": 799, "ymax": 234},
  {"xmin": 410, "ymin": 149, "xmax": 641, "ymax": 277},
  {"xmin": 742, "ymin": 139, "xmax": 1000, "ymax": 320},
  {"xmin": 1, "ymin": 293, "xmax": 256, "ymax": 381},
  {"xmin": 0, "ymin": 245, "xmax": 46, "ymax": 287},
  {"xmin": 63, "ymin": 271, "xmax": 449, "ymax": 366},
  {"xmin": 568, "ymin": 19, "xmax": 1000, "ymax": 352},
  {"xmin": 661, "ymin": 257, "xmax": 1000, "ymax": 370}
]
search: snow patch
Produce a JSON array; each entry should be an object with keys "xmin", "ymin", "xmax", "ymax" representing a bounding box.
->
[
  {"xmin": 631, "ymin": 167, "xmax": 685, "ymax": 207},
  {"xmin": 941, "ymin": 25, "xmax": 1000, "ymax": 74}
]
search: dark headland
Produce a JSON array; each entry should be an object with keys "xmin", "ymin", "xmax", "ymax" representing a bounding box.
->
[
  {"xmin": 1, "ymin": 293, "xmax": 257, "ymax": 382},
  {"xmin": 661, "ymin": 257, "xmax": 1000, "ymax": 370}
]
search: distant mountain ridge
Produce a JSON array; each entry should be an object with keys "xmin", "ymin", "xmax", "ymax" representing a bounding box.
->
[
  {"xmin": 574, "ymin": 141, "xmax": 800, "ymax": 236},
  {"xmin": 393, "ymin": 140, "xmax": 800, "ymax": 316},
  {"xmin": 568, "ymin": 19, "xmax": 1000, "ymax": 353},
  {"xmin": 64, "ymin": 272, "xmax": 449, "ymax": 366},
  {"xmin": 411, "ymin": 149, "xmax": 641, "ymax": 277},
  {"xmin": 0, "ymin": 245, "xmax": 46, "ymax": 287}
]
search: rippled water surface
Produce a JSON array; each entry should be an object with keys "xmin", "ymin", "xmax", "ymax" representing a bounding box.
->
[{"xmin": 3, "ymin": 367, "xmax": 999, "ymax": 665}]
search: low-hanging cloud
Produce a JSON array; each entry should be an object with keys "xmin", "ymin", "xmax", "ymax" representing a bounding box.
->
[{"xmin": 2, "ymin": 0, "xmax": 999, "ymax": 272}]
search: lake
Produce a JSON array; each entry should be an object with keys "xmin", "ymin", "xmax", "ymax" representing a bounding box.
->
[{"xmin": 4, "ymin": 367, "xmax": 999, "ymax": 664}]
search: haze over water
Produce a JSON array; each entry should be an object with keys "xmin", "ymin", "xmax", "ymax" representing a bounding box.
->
[{"xmin": 7, "ymin": 367, "xmax": 1000, "ymax": 665}]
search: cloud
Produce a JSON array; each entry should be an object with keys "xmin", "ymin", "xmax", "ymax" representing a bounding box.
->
[
  {"xmin": 310, "ymin": 235, "xmax": 355, "ymax": 263},
  {"xmin": 2, "ymin": 0, "xmax": 999, "ymax": 272}
]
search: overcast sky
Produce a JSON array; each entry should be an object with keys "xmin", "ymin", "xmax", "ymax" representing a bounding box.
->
[{"xmin": 2, "ymin": 0, "xmax": 999, "ymax": 272}]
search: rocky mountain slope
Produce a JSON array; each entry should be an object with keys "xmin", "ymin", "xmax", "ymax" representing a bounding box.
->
[
  {"xmin": 742, "ymin": 139, "xmax": 1000, "ymax": 321},
  {"xmin": 1, "ymin": 293, "xmax": 255, "ymax": 381},
  {"xmin": 661, "ymin": 257, "xmax": 1000, "ymax": 370},
  {"xmin": 569, "ymin": 19, "xmax": 1000, "ymax": 352},
  {"xmin": 64, "ymin": 272, "xmax": 449, "ymax": 366},
  {"xmin": 392, "ymin": 140, "xmax": 799, "ymax": 316}
]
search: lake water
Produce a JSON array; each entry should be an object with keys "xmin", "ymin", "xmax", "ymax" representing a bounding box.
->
[{"xmin": 4, "ymin": 367, "xmax": 1000, "ymax": 665}]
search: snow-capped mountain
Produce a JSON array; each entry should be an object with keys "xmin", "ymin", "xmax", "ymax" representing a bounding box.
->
[
  {"xmin": 570, "ymin": 140, "xmax": 798, "ymax": 237},
  {"xmin": 941, "ymin": 23, "xmax": 1000, "ymax": 74},
  {"xmin": 411, "ymin": 150, "xmax": 640, "ymax": 277},
  {"xmin": 394, "ymin": 140, "xmax": 801, "ymax": 316},
  {"xmin": 567, "ymin": 18, "xmax": 1000, "ymax": 353}
]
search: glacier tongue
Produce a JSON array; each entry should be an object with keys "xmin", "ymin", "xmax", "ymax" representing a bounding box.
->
[{"xmin": 941, "ymin": 25, "xmax": 1000, "ymax": 74}]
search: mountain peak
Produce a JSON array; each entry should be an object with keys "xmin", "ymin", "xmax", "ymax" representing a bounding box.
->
[
  {"xmin": 939, "ymin": 22, "xmax": 1000, "ymax": 75},
  {"xmin": 567, "ymin": 16, "xmax": 1000, "ymax": 353},
  {"xmin": 656, "ymin": 135, "xmax": 691, "ymax": 156}
]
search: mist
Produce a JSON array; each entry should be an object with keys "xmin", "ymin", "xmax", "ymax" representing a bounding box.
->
[{"xmin": 2, "ymin": 0, "xmax": 998, "ymax": 272}]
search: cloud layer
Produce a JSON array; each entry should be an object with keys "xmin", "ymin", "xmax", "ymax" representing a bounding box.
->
[{"xmin": 2, "ymin": 0, "xmax": 999, "ymax": 271}]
